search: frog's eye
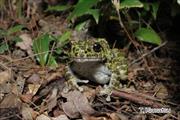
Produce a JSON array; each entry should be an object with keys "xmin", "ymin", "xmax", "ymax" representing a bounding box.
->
[{"xmin": 93, "ymin": 43, "xmax": 102, "ymax": 52}]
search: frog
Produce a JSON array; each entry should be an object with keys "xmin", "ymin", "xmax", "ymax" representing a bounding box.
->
[{"xmin": 65, "ymin": 38, "xmax": 128, "ymax": 94}]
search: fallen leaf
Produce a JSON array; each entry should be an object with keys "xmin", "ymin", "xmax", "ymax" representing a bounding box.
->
[
  {"xmin": 83, "ymin": 87, "xmax": 96, "ymax": 103},
  {"xmin": 12, "ymin": 49, "xmax": 26, "ymax": 58},
  {"xmin": 109, "ymin": 113, "xmax": 128, "ymax": 120},
  {"xmin": 12, "ymin": 75, "xmax": 25, "ymax": 95},
  {"xmin": 21, "ymin": 103, "xmax": 34, "ymax": 120},
  {"xmin": 52, "ymin": 107, "xmax": 64, "ymax": 117},
  {"xmin": 0, "ymin": 82, "xmax": 12, "ymax": 100},
  {"xmin": 16, "ymin": 33, "xmax": 33, "ymax": 55},
  {"xmin": 0, "ymin": 71, "xmax": 12, "ymax": 99},
  {"xmin": 62, "ymin": 90, "xmax": 96, "ymax": 118},
  {"xmin": 20, "ymin": 94, "xmax": 33, "ymax": 103},
  {"xmin": 27, "ymin": 84, "xmax": 41, "ymax": 95},
  {"xmin": 0, "ymin": 107, "xmax": 20, "ymax": 120},
  {"xmin": 0, "ymin": 71, "xmax": 11, "ymax": 84},
  {"xmin": 36, "ymin": 114, "xmax": 69, "ymax": 120},
  {"xmin": 52, "ymin": 114, "xmax": 70, "ymax": 120},
  {"xmin": 154, "ymin": 83, "xmax": 169, "ymax": 99},
  {"xmin": 36, "ymin": 114, "xmax": 51, "ymax": 120},
  {"xmin": 27, "ymin": 74, "xmax": 41, "ymax": 84},
  {"xmin": 47, "ymin": 88, "xmax": 58, "ymax": 112},
  {"xmin": 62, "ymin": 101, "xmax": 80, "ymax": 118},
  {"xmin": 82, "ymin": 115, "xmax": 108, "ymax": 120},
  {"xmin": 0, "ymin": 94, "xmax": 21, "ymax": 108}
]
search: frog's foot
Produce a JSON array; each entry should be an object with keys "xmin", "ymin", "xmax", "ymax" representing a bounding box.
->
[
  {"xmin": 66, "ymin": 78, "xmax": 85, "ymax": 92},
  {"xmin": 99, "ymin": 81, "xmax": 113, "ymax": 101},
  {"xmin": 76, "ymin": 79, "xmax": 89, "ymax": 84},
  {"xmin": 75, "ymin": 79, "xmax": 89, "ymax": 91},
  {"xmin": 100, "ymin": 73, "xmax": 122, "ymax": 101},
  {"xmin": 99, "ymin": 85, "xmax": 113, "ymax": 101},
  {"xmin": 66, "ymin": 74, "xmax": 89, "ymax": 92}
]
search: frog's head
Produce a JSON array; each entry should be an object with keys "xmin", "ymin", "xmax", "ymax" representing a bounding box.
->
[{"xmin": 70, "ymin": 39, "xmax": 110, "ymax": 62}]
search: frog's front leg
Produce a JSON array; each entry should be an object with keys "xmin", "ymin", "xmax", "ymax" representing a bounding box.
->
[
  {"xmin": 65, "ymin": 66, "xmax": 89, "ymax": 92},
  {"xmin": 100, "ymin": 73, "xmax": 122, "ymax": 101},
  {"xmin": 101, "ymin": 73, "xmax": 119, "ymax": 91}
]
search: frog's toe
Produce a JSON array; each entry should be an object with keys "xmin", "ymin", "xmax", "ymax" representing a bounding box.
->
[
  {"xmin": 120, "ymin": 74, "xmax": 128, "ymax": 80},
  {"xmin": 78, "ymin": 87, "xmax": 84, "ymax": 92},
  {"xmin": 76, "ymin": 79, "xmax": 89, "ymax": 83}
]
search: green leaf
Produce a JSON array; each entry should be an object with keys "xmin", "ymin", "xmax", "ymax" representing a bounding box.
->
[
  {"xmin": 47, "ymin": 55, "xmax": 58, "ymax": 67},
  {"xmin": 33, "ymin": 34, "xmax": 50, "ymax": 66},
  {"xmin": 68, "ymin": 0, "xmax": 99, "ymax": 20},
  {"xmin": 87, "ymin": 9, "xmax": 99, "ymax": 23},
  {"xmin": 142, "ymin": 2, "xmax": 150, "ymax": 11},
  {"xmin": 135, "ymin": 28, "xmax": 161, "ymax": 45},
  {"xmin": 57, "ymin": 31, "xmax": 71, "ymax": 44},
  {"xmin": 120, "ymin": 0, "xmax": 143, "ymax": 9},
  {"xmin": 55, "ymin": 31, "xmax": 71, "ymax": 54},
  {"xmin": 0, "ymin": 28, "xmax": 7, "ymax": 37},
  {"xmin": 7, "ymin": 25, "xmax": 24, "ymax": 35},
  {"xmin": 12, "ymin": 36, "xmax": 23, "ymax": 43},
  {"xmin": 55, "ymin": 48, "xmax": 62, "ymax": 54},
  {"xmin": 75, "ymin": 20, "xmax": 89, "ymax": 31},
  {"xmin": 46, "ymin": 5, "xmax": 72, "ymax": 12},
  {"xmin": 151, "ymin": 2, "xmax": 159, "ymax": 19},
  {"xmin": 0, "ymin": 43, "xmax": 9, "ymax": 54}
]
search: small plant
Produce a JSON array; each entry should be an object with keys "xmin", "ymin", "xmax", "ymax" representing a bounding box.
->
[
  {"xmin": 47, "ymin": 0, "xmax": 101, "ymax": 30},
  {"xmin": 33, "ymin": 34, "xmax": 55, "ymax": 67},
  {"xmin": 112, "ymin": 0, "xmax": 162, "ymax": 45},
  {"xmin": 32, "ymin": 31, "xmax": 71, "ymax": 67},
  {"xmin": 47, "ymin": 0, "xmax": 162, "ymax": 45},
  {"xmin": 0, "ymin": 25, "xmax": 24, "ymax": 54}
]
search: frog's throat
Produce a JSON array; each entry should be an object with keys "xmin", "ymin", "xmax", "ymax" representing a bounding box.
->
[{"xmin": 72, "ymin": 57, "xmax": 104, "ymax": 62}]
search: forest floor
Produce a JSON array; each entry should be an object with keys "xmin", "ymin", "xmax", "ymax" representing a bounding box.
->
[{"xmin": 0, "ymin": 4, "xmax": 180, "ymax": 120}]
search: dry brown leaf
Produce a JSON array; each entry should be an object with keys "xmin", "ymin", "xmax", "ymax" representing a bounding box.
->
[
  {"xmin": 0, "ymin": 71, "xmax": 11, "ymax": 84},
  {"xmin": 16, "ymin": 33, "xmax": 33, "ymax": 55},
  {"xmin": 27, "ymin": 84, "xmax": 41, "ymax": 95},
  {"xmin": 0, "ymin": 83, "xmax": 12, "ymax": 100},
  {"xmin": 12, "ymin": 75, "xmax": 25, "ymax": 95},
  {"xmin": 27, "ymin": 74, "xmax": 41, "ymax": 84},
  {"xmin": 0, "ymin": 107, "xmax": 20, "ymax": 119},
  {"xmin": 154, "ymin": 83, "xmax": 169, "ymax": 99},
  {"xmin": 62, "ymin": 101, "xmax": 80, "ymax": 118},
  {"xmin": 52, "ymin": 114, "xmax": 70, "ymax": 120},
  {"xmin": 0, "ymin": 94, "xmax": 21, "ymax": 108},
  {"xmin": 36, "ymin": 114, "xmax": 69, "ymax": 120},
  {"xmin": 0, "ymin": 71, "xmax": 12, "ymax": 100},
  {"xmin": 47, "ymin": 88, "xmax": 58, "ymax": 112},
  {"xmin": 20, "ymin": 94, "xmax": 33, "ymax": 103},
  {"xmin": 45, "ymin": 65, "xmax": 65, "ymax": 83},
  {"xmin": 71, "ymin": 91, "xmax": 96, "ymax": 116},
  {"xmin": 52, "ymin": 107, "xmax": 64, "ymax": 117},
  {"xmin": 83, "ymin": 87, "xmax": 96, "ymax": 102},
  {"xmin": 62, "ymin": 90, "xmax": 96, "ymax": 118},
  {"xmin": 21, "ymin": 103, "xmax": 34, "ymax": 120},
  {"xmin": 12, "ymin": 49, "xmax": 26, "ymax": 58},
  {"xmin": 36, "ymin": 114, "xmax": 51, "ymax": 120},
  {"xmin": 109, "ymin": 113, "xmax": 128, "ymax": 120},
  {"xmin": 82, "ymin": 115, "xmax": 108, "ymax": 120}
]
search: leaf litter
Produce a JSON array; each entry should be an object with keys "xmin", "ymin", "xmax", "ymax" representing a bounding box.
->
[{"xmin": 0, "ymin": 1, "xmax": 180, "ymax": 120}]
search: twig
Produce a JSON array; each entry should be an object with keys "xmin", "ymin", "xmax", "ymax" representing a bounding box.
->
[
  {"xmin": 130, "ymin": 41, "xmax": 168, "ymax": 66},
  {"xmin": 112, "ymin": 0, "xmax": 140, "ymax": 48},
  {"xmin": 111, "ymin": 90, "xmax": 163, "ymax": 108}
]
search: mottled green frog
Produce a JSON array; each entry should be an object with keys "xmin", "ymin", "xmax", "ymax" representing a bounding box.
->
[{"xmin": 65, "ymin": 38, "xmax": 128, "ymax": 93}]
